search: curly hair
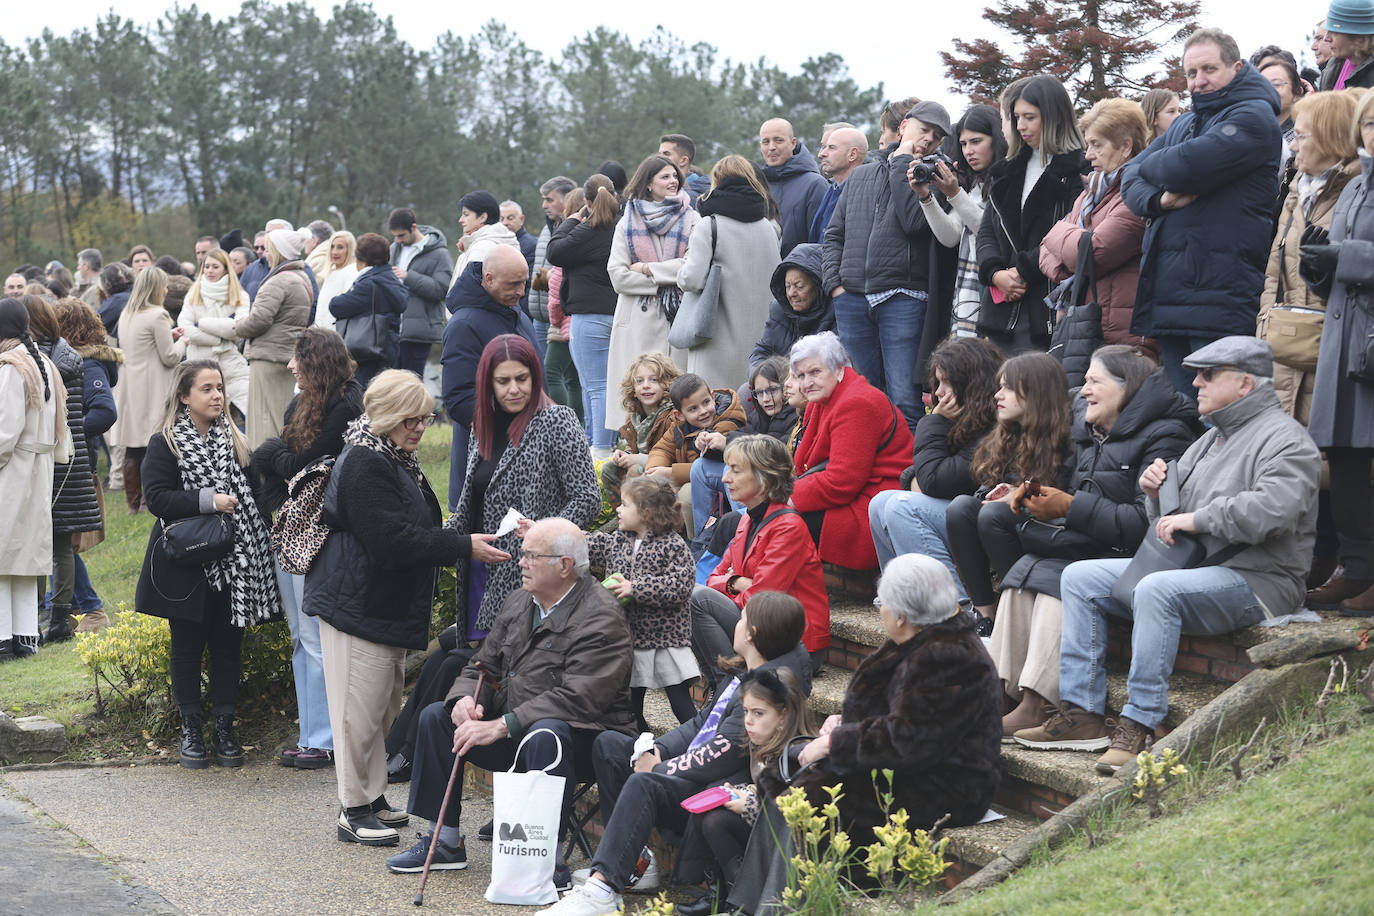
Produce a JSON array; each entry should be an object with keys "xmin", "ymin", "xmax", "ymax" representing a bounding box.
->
[
  {"xmin": 970, "ymin": 352, "xmax": 1071, "ymax": 487},
  {"xmin": 621, "ymin": 475, "xmax": 683, "ymax": 536},
  {"xmin": 282, "ymin": 327, "xmax": 357, "ymax": 451},
  {"xmin": 52, "ymin": 298, "xmax": 107, "ymax": 349},
  {"xmin": 927, "ymin": 336, "xmax": 1004, "ymax": 452},
  {"xmin": 618, "ymin": 352, "xmax": 682, "ymax": 417}
]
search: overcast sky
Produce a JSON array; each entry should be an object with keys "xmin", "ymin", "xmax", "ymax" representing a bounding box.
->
[{"xmin": 3, "ymin": 1, "xmax": 1324, "ymax": 121}]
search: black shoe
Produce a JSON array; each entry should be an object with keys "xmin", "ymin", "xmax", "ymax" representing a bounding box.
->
[
  {"xmin": 386, "ymin": 752, "xmax": 412, "ymax": 783},
  {"xmin": 0, "ymin": 640, "xmax": 15, "ymax": 664},
  {"xmin": 371, "ymin": 796, "xmax": 410, "ymax": 829},
  {"xmin": 45, "ymin": 612, "xmax": 74, "ymax": 644},
  {"xmin": 477, "ymin": 818, "xmax": 493, "ymax": 841},
  {"xmin": 212, "ymin": 714, "xmax": 245, "ymax": 767},
  {"xmin": 975, "ymin": 615, "xmax": 994, "ymax": 638},
  {"xmin": 553, "ymin": 861, "xmax": 572, "ymax": 893},
  {"xmin": 678, "ymin": 897, "xmax": 717, "ymax": 916},
  {"xmin": 338, "ymin": 805, "xmax": 400, "ymax": 846},
  {"xmin": 12, "ymin": 635, "xmax": 37, "ymax": 659},
  {"xmin": 179, "ymin": 716, "xmax": 209, "ymax": 769}
]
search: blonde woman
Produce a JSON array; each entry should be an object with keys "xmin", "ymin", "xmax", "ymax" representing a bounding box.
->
[
  {"xmin": 178, "ymin": 248, "xmax": 250, "ymax": 417},
  {"xmin": 111, "ymin": 267, "xmax": 186, "ymax": 512},
  {"xmin": 314, "ymin": 230, "xmax": 358, "ymax": 332}
]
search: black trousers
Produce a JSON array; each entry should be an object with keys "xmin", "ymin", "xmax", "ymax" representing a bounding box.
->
[
  {"xmin": 699, "ymin": 807, "xmax": 751, "ymax": 885},
  {"xmin": 946, "ymin": 495, "xmax": 1024, "ymax": 607},
  {"xmin": 406, "ymin": 701, "xmax": 596, "ymax": 842},
  {"xmin": 169, "ymin": 586, "xmax": 243, "ymax": 718},
  {"xmin": 1327, "ymin": 447, "xmax": 1374, "ymax": 578},
  {"xmin": 589, "ymin": 730, "xmax": 693, "ymax": 888}
]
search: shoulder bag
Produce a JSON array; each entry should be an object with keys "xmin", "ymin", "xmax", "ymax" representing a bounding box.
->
[
  {"xmin": 669, "ymin": 215, "xmax": 720, "ymax": 349},
  {"xmin": 159, "ymin": 512, "xmax": 236, "ymax": 567},
  {"xmin": 272, "ymin": 456, "xmax": 336, "ymax": 575},
  {"xmin": 1047, "ymin": 229, "xmax": 1103, "ymax": 385},
  {"xmin": 336, "ymin": 278, "xmax": 390, "ymax": 364}
]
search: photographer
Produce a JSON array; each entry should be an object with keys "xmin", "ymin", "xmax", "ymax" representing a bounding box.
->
[{"xmin": 821, "ymin": 101, "xmax": 959, "ymax": 433}]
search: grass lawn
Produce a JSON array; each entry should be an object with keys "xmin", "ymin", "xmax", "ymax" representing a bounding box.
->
[{"xmin": 0, "ymin": 422, "xmax": 455, "ymax": 756}]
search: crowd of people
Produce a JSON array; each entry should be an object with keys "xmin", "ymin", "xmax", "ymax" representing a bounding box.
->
[{"xmin": 2, "ymin": 13, "xmax": 1372, "ymax": 914}]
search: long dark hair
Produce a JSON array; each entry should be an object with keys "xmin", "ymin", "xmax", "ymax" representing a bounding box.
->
[
  {"xmin": 282, "ymin": 327, "xmax": 356, "ymax": 451},
  {"xmin": 927, "ymin": 336, "xmax": 1004, "ymax": 451},
  {"xmin": 0, "ymin": 297, "xmax": 52, "ymax": 403},
  {"xmin": 952, "ymin": 104, "xmax": 1008, "ymax": 193},
  {"xmin": 971, "ymin": 352, "xmax": 1071, "ymax": 487},
  {"xmin": 472, "ymin": 334, "xmax": 553, "ymax": 460},
  {"xmin": 717, "ymin": 590, "xmax": 806, "ymax": 676},
  {"xmin": 626, "ymin": 155, "xmax": 683, "ymax": 202}
]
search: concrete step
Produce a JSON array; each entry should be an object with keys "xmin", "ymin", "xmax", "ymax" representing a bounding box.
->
[
  {"xmin": 1105, "ymin": 668, "xmax": 1228, "ymax": 733},
  {"xmin": 943, "ymin": 807, "xmax": 1039, "ymax": 872},
  {"xmin": 996, "ymin": 745, "xmax": 1113, "ymax": 820}
]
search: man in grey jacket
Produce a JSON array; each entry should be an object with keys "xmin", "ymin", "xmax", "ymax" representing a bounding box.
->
[
  {"xmin": 1016, "ymin": 337, "xmax": 1320, "ymax": 773},
  {"xmin": 388, "ymin": 207, "xmax": 453, "ymax": 378},
  {"xmin": 527, "ymin": 176, "xmax": 576, "ymax": 363}
]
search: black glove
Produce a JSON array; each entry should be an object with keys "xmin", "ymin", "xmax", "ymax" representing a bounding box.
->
[
  {"xmin": 1299, "ymin": 242, "xmax": 1340, "ymax": 283},
  {"xmin": 1300, "ymin": 224, "xmax": 1330, "ymax": 248}
]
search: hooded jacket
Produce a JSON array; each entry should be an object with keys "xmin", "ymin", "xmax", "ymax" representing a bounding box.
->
[
  {"xmin": 391, "ymin": 225, "xmax": 454, "ymax": 344},
  {"xmin": 1122, "ymin": 63, "xmax": 1283, "ymax": 338},
  {"xmin": 98, "ymin": 290, "xmax": 130, "ymax": 338},
  {"xmin": 439, "ymin": 262, "xmax": 538, "ymax": 428},
  {"xmin": 750, "ymin": 243, "xmax": 836, "ymax": 368},
  {"xmin": 763, "ymin": 141, "xmax": 829, "ymax": 257}
]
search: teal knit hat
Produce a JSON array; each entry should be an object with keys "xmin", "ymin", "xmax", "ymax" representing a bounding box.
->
[{"xmin": 1328, "ymin": 0, "xmax": 1374, "ymax": 35}]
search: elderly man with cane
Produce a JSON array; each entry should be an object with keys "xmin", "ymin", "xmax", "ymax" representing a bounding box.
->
[{"xmin": 386, "ymin": 518, "xmax": 635, "ymax": 892}]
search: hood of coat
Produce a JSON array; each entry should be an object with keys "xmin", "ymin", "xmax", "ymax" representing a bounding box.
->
[
  {"xmin": 763, "ymin": 140, "xmax": 822, "ymax": 183},
  {"xmin": 74, "ymin": 343, "xmax": 123, "ymax": 366},
  {"xmin": 1190, "ymin": 61, "xmax": 1281, "ymax": 122},
  {"xmin": 464, "ymin": 222, "xmax": 518, "ymax": 250},
  {"xmin": 39, "ymin": 336, "xmax": 83, "ymax": 381},
  {"xmin": 392, "ymin": 224, "xmax": 449, "ymax": 260},
  {"xmin": 1074, "ymin": 369, "xmax": 1203, "ymax": 444},
  {"xmin": 768, "ymin": 243, "xmax": 831, "ymax": 318}
]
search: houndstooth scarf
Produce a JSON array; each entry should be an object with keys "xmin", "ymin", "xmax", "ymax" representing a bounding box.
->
[{"xmin": 172, "ymin": 409, "xmax": 282, "ymax": 626}]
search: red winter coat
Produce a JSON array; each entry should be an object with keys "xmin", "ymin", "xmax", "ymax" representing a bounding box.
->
[
  {"xmin": 792, "ymin": 370, "xmax": 913, "ymax": 570},
  {"xmin": 707, "ymin": 502, "xmax": 830, "ymax": 651},
  {"xmin": 1039, "ymin": 173, "xmax": 1155, "ymax": 354}
]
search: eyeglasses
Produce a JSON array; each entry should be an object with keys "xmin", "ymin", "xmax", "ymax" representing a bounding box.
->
[
  {"xmin": 750, "ymin": 385, "xmax": 782, "ymax": 400},
  {"xmin": 1196, "ymin": 366, "xmax": 1240, "ymax": 382},
  {"xmin": 1293, "ymin": 131, "xmax": 1311, "ymax": 143},
  {"xmin": 401, "ymin": 413, "xmax": 437, "ymax": 431},
  {"xmin": 518, "ymin": 549, "xmax": 566, "ymax": 565}
]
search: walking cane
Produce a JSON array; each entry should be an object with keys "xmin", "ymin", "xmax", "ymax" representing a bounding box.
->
[{"xmin": 414, "ymin": 667, "xmax": 486, "ymax": 907}]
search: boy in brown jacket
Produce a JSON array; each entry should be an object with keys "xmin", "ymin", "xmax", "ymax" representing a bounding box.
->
[{"xmin": 645, "ymin": 373, "xmax": 746, "ymax": 533}]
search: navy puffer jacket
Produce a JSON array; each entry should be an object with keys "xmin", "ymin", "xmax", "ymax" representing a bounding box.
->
[
  {"xmin": 763, "ymin": 142, "xmax": 829, "ymax": 257},
  {"xmin": 750, "ymin": 243, "xmax": 835, "ymax": 368},
  {"xmin": 1121, "ymin": 63, "xmax": 1282, "ymax": 338}
]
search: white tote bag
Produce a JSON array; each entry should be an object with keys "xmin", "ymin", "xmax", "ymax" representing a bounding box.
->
[{"xmin": 484, "ymin": 727, "xmax": 566, "ymax": 906}]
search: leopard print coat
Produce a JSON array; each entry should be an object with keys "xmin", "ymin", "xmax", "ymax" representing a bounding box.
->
[
  {"xmin": 448, "ymin": 405, "xmax": 601, "ymax": 632},
  {"xmin": 586, "ymin": 529, "xmax": 694, "ymax": 649}
]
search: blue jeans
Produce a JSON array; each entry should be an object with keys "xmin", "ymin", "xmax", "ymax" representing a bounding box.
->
[
  {"xmin": 689, "ymin": 458, "xmax": 745, "ymax": 537},
  {"xmin": 1157, "ymin": 335, "xmax": 1221, "ymax": 401},
  {"xmin": 278, "ymin": 563, "xmax": 331, "ymax": 750},
  {"xmin": 47, "ymin": 555, "xmax": 102, "ymax": 612},
  {"xmin": 833, "ymin": 290, "xmax": 927, "ymax": 432},
  {"xmin": 1059, "ymin": 558, "xmax": 1265, "ymax": 730},
  {"xmin": 868, "ymin": 489, "xmax": 966, "ymax": 604},
  {"xmin": 569, "ymin": 313, "xmax": 615, "ymax": 449},
  {"xmin": 530, "ymin": 319, "xmax": 550, "ymax": 365}
]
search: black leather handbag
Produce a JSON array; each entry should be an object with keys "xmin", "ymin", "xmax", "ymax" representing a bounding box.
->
[{"xmin": 159, "ymin": 513, "xmax": 236, "ymax": 567}]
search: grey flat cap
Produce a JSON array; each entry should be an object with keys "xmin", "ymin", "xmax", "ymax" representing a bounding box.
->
[
  {"xmin": 1181, "ymin": 336, "xmax": 1274, "ymax": 378},
  {"xmin": 904, "ymin": 101, "xmax": 952, "ymax": 138}
]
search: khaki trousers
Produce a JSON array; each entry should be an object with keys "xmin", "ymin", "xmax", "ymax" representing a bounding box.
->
[
  {"xmin": 246, "ymin": 359, "xmax": 294, "ymax": 450},
  {"xmin": 988, "ymin": 588, "xmax": 1063, "ymax": 705},
  {"xmin": 319, "ymin": 618, "xmax": 405, "ymax": 809}
]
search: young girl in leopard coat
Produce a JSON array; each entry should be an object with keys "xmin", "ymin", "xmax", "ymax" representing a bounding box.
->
[{"xmin": 586, "ymin": 475, "xmax": 698, "ymax": 731}]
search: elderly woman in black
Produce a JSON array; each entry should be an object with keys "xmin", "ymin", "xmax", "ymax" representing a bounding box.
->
[
  {"xmin": 305, "ymin": 369, "xmax": 506, "ymax": 846},
  {"xmin": 135, "ymin": 360, "xmax": 282, "ymax": 769}
]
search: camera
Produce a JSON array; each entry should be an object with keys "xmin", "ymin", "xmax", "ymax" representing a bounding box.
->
[{"xmin": 909, "ymin": 150, "xmax": 954, "ymax": 184}]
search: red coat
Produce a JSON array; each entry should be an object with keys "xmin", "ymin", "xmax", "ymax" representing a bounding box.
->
[
  {"xmin": 707, "ymin": 502, "xmax": 830, "ymax": 651},
  {"xmin": 792, "ymin": 370, "xmax": 913, "ymax": 570}
]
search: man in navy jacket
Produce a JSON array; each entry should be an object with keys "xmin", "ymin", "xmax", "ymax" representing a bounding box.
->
[{"xmin": 1122, "ymin": 27, "xmax": 1282, "ymax": 398}]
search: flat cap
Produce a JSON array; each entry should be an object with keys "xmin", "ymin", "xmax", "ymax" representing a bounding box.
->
[
  {"xmin": 1181, "ymin": 336, "xmax": 1273, "ymax": 378},
  {"xmin": 904, "ymin": 101, "xmax": 952, "ymax": 138}
]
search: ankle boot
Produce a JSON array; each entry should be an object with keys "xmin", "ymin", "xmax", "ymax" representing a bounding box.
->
[
  {"xmin": 179, "ymin": 715, "xmax": 209, "ymax": 769},
  {"xmin": 45, "ymin": 607, "xmax": 74, "ymax": 644},
  {"xmin": 213, "ymin": 714, "xmax": 245, "ymax": 767}
]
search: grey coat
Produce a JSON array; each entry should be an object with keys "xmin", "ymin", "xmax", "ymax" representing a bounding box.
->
[
  {"xmin": 1153, "ymin": 385, "xmax": 1321, "ymax": 615},
  {"xmin": 392, "ymin": 225, "xmax": 453, "ymax": 344},
  {"xmin": 527, "ymin": 223, "xmax": 554, "ymax": 325},
  {"xmin": 1309, "ymin": 161, "xmax": 1374, "ymax": 449}
]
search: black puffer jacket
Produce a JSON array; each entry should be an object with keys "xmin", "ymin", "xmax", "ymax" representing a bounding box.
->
[
  {"xmin": 976, "ymin": 147, "xmax": 1087, "ymax": 348},
  {"xmin": 41, "ymin": 338, "xmax": 101, "ymax": 534},
  {"xmin": 749, "ymin": 243, "xmax": 835, "ymax": 368},
  {"xmin": 304, "ymin": 443, "xmax": 468, "ymax": 649},
  {"xmin": 1001, "ymin": 370, "xmax": 1202, "ymax": 594},
  {"xmin": 896, "ymin": 411, "xmax": 990, "ymax": 499}
]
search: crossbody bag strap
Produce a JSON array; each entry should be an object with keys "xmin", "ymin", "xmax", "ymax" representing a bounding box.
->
[{"xmin": 743, "ymin": 507, "xmax": 799, "ymax": 559}]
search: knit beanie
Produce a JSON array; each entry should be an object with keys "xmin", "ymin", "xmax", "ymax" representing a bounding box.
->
[
  {"xmin": 1328, "ymin": 0, "xmax": 1374, "ymax": 35},
  {"xmin": 267, "ymin": 227, "xmax": 309, "ymax": 260}
]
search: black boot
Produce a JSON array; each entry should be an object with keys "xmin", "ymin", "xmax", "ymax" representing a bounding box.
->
[
  {"xmin": 0, "ymin": 639, "xmax": 15, "ymax": 663},
  {"xmin": 179, "ymin": 715, "xmax": 209, "ymax": 769},
  {"xmin": 46, "ymin": 607, "xmax": 74, "ymax": 644},
  {"xmin": 213, "ymin": 714, "xmax": 245, "ymax": 767}
]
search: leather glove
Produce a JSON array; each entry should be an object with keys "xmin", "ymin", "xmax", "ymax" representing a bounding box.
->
[
  {"xmin": 1299, "ymin": 224, "xmax": 1329, "ymax": 248},
  {"xmin": 1299, "ymin": 242, "xmax": 1340, "ymax": 279}
]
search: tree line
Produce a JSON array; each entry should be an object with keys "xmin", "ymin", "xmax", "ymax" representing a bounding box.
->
[{"xmin": 0, "ymin": 0, "xmax": 885, "ymax": 265}]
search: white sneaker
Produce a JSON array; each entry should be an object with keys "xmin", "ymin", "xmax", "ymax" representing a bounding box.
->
[
  {"xmin": 570, "ymin": 867, "xmax": 592, "ymax": 886},
  {"xmin": 535, "ymin": 883, "xmax": 622, "ymax": 916}
]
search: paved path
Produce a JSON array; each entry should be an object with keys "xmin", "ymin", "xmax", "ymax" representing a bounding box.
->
[{"xmin": 1, "ymin": 759, "xmax": 647, "ymax": 916}]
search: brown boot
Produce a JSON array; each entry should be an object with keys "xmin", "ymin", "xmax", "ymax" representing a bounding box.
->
[
  {"xmin": 75, "ymin": 608, "xmax": 110, "ymax": 633},
  {"xmin": 1306, "ymin": 556, "xmax": 1339, "ymax": 591},
  {"xmin": 1001, "ymin": 689, "xmax": 1051, "ymax": 742},
  {"xmin": 1339, "ymin": 582, "xmax": 1374, "ymax": 617},
  {"xmin": 1306, "ymin": 569, "xmax": 1371, "ymax": 609},
  {"xmin": 122, "ymin": 455, "xmax": 143, "ymax": 514},
  {"xmin": 1096, "ymin": 716, "xmax": 1155, "ymax": 774}
]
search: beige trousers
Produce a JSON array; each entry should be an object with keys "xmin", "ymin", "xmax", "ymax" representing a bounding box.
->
[
  {"xmin": 246, "ymin": 359, "xmax": 294, "ymax": 450},
  {"xmin": 319, "ymin": 618, "xmax": 406, "ymax": 809},
  {"xmin": 988, "ymin": 588, "xmax": 1063, "ymax": 705}
]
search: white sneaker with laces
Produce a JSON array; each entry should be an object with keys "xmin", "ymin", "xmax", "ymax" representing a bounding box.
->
[{"xmin": 535, "ymin": 883, "xmax": 622, "ymax": 916}]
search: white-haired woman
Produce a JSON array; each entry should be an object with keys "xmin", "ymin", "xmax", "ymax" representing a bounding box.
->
[
  {"xmin": 788, "ymin": 332, "xmax": 912, "ymax": 571},
  {"xmin": 177, "ymin": 248, "xmax": 251, "ymax": 417},
  {"xmin": 134, "ymin": 360, "xmax": 281, "ymax": 769},
  {"xmin": 304, "ymin": 369, "xmax": 505, "ymax": 847}
]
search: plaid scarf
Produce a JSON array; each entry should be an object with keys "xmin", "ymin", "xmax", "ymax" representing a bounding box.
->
[
  {"xmin": 952, "ymin": 185, "xmax": 984, "ymax": 337},
  {"xmin": 172, "ymin": 409, "xmax": 282, "ymax": 626},
  {"xmin": 625, "ymin": 193, "xmax": 694, "ymax": 320}
]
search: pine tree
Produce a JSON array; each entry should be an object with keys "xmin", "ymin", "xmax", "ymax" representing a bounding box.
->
[{"xmin": 942, "ymin": 0, "xmax": 1200, "ymax": 105}]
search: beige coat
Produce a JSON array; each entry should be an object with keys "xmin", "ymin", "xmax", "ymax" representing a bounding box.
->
[
  {"xmin": 111, "ymin": 306, "xmax": 185, "ymax": 448},
  {"xmin": 603, "ymin": 213, "xmax": 698, "ymax": 431},
  {"xmin": 200, "ymin": 261, "xmax": 312, "ymax": 364},
  {"xmin": 0, "ymin": 358, "xmax": 64, "ymax": 574}
]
